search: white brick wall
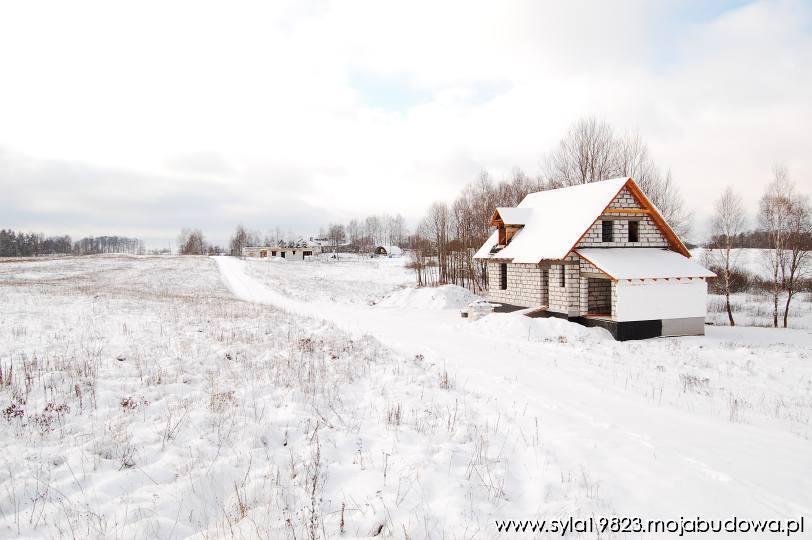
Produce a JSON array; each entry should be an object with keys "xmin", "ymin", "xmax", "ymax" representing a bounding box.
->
[
  {"xmin": 576, "ymin": 187, "xmax": 668, "ymax": 249},
  {"xmin": 577, "ymin": 216, "xmax": 666, "ymax": 248},
  {"xmin": 488, "ymin": 256, "xmax": 622, "ymax": 318},
  {"xmin": 548, "ymin": 255, "xmax": 580, "ymax": 316},
  {"xmin": 486, "ymin": 262, "xmax": 546, "ymax": 308},
  {"xmin": 484, "ymin": 188, "xmax": 669, "ymax": 318}
]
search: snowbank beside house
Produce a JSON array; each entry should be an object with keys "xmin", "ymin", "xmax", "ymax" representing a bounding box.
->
[
  {"xmin": 377, "ymin": 284, "xmax": 480, "ymax": 310},
  {"xmin": 471, "ymin": 312, "xmax": 612, "ymax": 344}
]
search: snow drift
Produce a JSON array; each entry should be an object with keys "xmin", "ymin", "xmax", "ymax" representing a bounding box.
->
[
  {"xmin": 470, "ymin": 312, "xmax": 612, "ymax": 344},
  {"xmin": 377, "ymin": 285, "xmax": 480, "ymax": 310}
]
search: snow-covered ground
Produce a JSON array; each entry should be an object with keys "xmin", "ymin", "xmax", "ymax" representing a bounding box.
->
[
  {"xmin": 232, "ymin": 255, "xmax": 812, "ymax": 529},
  {"xmin": 0, "ymin": 255, "xmax": 597, "ymax": 538},
  {"xmin": 691, "ymin": 248, "xmax": 812, "ymax": 329},
  {"xmin": 706, "ymin": 291, "xmax": 812, "ymax": 329},
  {"xmin": 242, "ymin": 253, "xmax": 413, "ymax": 305},
  {"xmin": 2, "ymin": 254, "xmax": 811, "ymax": 538}
]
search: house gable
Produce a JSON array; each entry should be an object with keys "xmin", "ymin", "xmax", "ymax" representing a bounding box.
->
[
  {"xmin": 575, "ymin": 186, "xmax": 668, "ymax": 249},
  {"xmin": 571, "ymin": 181, "xmax": 689, "ymax": 257}
]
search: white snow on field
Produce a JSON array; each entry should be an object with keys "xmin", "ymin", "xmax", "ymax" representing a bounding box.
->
[
  {"xmin": 376, "ymin": 284, "xmax": 478, "ymax": 310},
  {"xmin": 229, "ymin": 255, "xmax": 812, "ymax": 529},
  {"xmin": 1, "ymin": 255, "xmax": 598, "ymax": 538},
  {"xmin": 689, "ymin": 248, "xmax": 812, "ymax": 329},
  {"xmin": 241, "ymin": 253, "xmax": 413, "ymax": 305},
  {"xmin": 2, "ymin": 254, "xmax": 811, "ymax": 538},
  {"xmin": 706, "ymin": 290, "xmax": 812, "ymax": 329}
]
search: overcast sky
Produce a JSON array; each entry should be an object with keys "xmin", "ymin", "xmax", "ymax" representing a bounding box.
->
[{"xmin": 1, "ymin": 0, "xmax": 810, "ymax": 248}]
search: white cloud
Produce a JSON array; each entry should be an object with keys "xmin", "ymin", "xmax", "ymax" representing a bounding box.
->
[{"xmin": 0, "ymin": 0, "xmax": 809, "ymax": 245}]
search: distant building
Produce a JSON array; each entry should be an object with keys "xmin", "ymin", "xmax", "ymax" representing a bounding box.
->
[
  {"xmin": 373, "ymin": 245, "xmax": 403, "ymax": 257},
  {"xmin": 243, "ymin": 244, "xmax": 320, "ymax": 260}
]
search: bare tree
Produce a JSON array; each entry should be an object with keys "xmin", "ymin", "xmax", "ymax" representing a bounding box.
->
[
  {"xmin": 781, "ymin": 191, "xmax": 811, "ymax": 327},
  {"xmin": 422, "ymin": 202, "xmax": 452, "ymax": 284},
  {"xmin": 758, "ymin": 165, "xmax": 792, "ymax": 327},
  {"xmin": 710, "ymin": 187, "xmax": 746, "ymax": 325},
  {"xmin": 364, "ymin": 216, "xmax": 380, "ymax": 252},
  {"xmin": 327, "ymin": 223, "xmax": 346, "ymax": 255},
  {"xmin": 647, "ymin": 170, "xmax": 691, "ymax": 239},
  {"xmin": 391, "ymin": 214, "xmax": 406, "ymax": 247},
  {"xmin": 614, "ymin": 134, "xmax": 691, "ymax": 238},
  {"xmin": 546, "ymin": 118, "xmax": 691, "ymax": 237},
  {"xmin": 346, "ymin": 219, "xmax": 360, "ymax": 247},
  {"xmin": 177, "ymin": 228, "xmax": 207, "ymax": 255},
  {"xmin": 230, "ymin": 224, "xmax": 249, "ymax": 257},
  {"xmin": 546, "ymin": 117, "xmax": 618, "ymax": 187}
]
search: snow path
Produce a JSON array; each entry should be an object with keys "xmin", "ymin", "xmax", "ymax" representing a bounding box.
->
[{"xmin": 216, "ymin": 256, "xmax": 812, "ymax": 521}]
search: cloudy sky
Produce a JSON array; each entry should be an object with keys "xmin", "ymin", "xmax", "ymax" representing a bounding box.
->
[{"xmin": 1, "ymin": 0, "xmax": 810, "ymax": 247}]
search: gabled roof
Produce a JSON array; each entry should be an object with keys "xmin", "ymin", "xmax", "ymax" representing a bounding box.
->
[
  {"xmin": 474, "ymin": 177, "xmax": 689, "ymax": 263},
  {"xmin": 577, "ymin": 248, "xmax": 716, "ymax": 280},
  {"xmin": 492, "ymin": 207, "xmax": 532, "ymax": 225}
]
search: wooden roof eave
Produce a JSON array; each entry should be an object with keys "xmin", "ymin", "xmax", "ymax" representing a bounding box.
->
[{"xmin": 623, "ymin": 180, "xmax": 690, "ymax": 257}]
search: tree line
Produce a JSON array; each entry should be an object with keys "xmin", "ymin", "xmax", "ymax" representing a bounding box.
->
[
  {"xmin": 319, "ymin": 214, "xmax": 408, "ymax": 256},
  {"xmin": 72, "ymin": 236, "xmax": 145, "ymax": 255},
  {"xmin": 0, "ymin": 229, "xmax": 144, "ymax": 257},
  {"xmin": 177, "ymin": 215, "xmax": 412, "ymax": 258}
]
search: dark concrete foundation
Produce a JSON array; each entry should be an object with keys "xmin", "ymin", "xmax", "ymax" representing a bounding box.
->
[
  {"xmin": 523, "ymin": 310, "xmax": 703, "ymax": 341},
  {"xmin": 574, "ymin": 317, "xmax": 662, "ymax": 341},
  {"xmin": 492, "ymin": 303, "xmax": 527, "ymax": 314}
]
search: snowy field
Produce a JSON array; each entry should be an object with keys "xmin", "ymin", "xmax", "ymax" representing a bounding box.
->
[
  {"xmin": 1, "ymin": 254, "xmax": 811, "ymax": 538},
  {"xmin": 0, "ymin": 255, "xmax": 593, "ymax": 538},
  {"xmin": 242, "ymin": 254, "xmax": 413, "ymax": 305},
  {"xmin": 706, "ymin": 291, "xmax": 812, "ymax": 329},
  {"xmin": 691, "ymin": 248, "xmax": 812, "ymax": 329}
]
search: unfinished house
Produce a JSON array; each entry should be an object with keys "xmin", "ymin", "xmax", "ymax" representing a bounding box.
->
[
  {"xmin": 243, "ymin": 246, "xmax": 317, "ymax": 260},
  {"xmin": 474, "ymin": 177, "xmax": 715, "ymax": 340}
]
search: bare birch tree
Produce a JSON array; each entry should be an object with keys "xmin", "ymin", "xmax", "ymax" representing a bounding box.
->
[
  {"xmin": 781, "ymin": 191, "xmax": 811, "ymax": 327},
  {"xmin": 758, "ymin": 165, "xmax": 792, "ymax": 327},
  {"xmin": 711, "ymin": 187, "xmax": 746, "ymax": 325}
]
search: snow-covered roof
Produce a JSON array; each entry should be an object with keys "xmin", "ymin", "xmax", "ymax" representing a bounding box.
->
[
  {"xmin": 494, "ymin": 207, "xmax": 532, "ymax": 225},
  {"xmin": 577, "ymin": 248, "xmax": 716, "ymax": 280},
  {"xmin": 474, "ymin": 178, "xmax": 631, "ymax": 262}
]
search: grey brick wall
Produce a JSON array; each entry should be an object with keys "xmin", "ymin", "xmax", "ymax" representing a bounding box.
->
[
  {"xmin": 486, "ymin": 262, "xmax": 546, "ymax": 308},
  {"xmin": 484, "ymin": 187, "xmax": 667, "ymax": 318},
  {"xmin": 548, "ymin": 255, "xmax": 580, "ymax": 316},
  {"xmin": 577, "ymin": 216, "xmax": 666, "ymax": 248},
  {"xmin": 586, "ymin": 278, "xmax": 611, "ymax": 313},
  {"xmin": 576, "ymin": 187, "xmax": 668, "ymax": 248},
  {"xmin": 487, "ymin": 256, "xmax": 621, "ymax": 318}
]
